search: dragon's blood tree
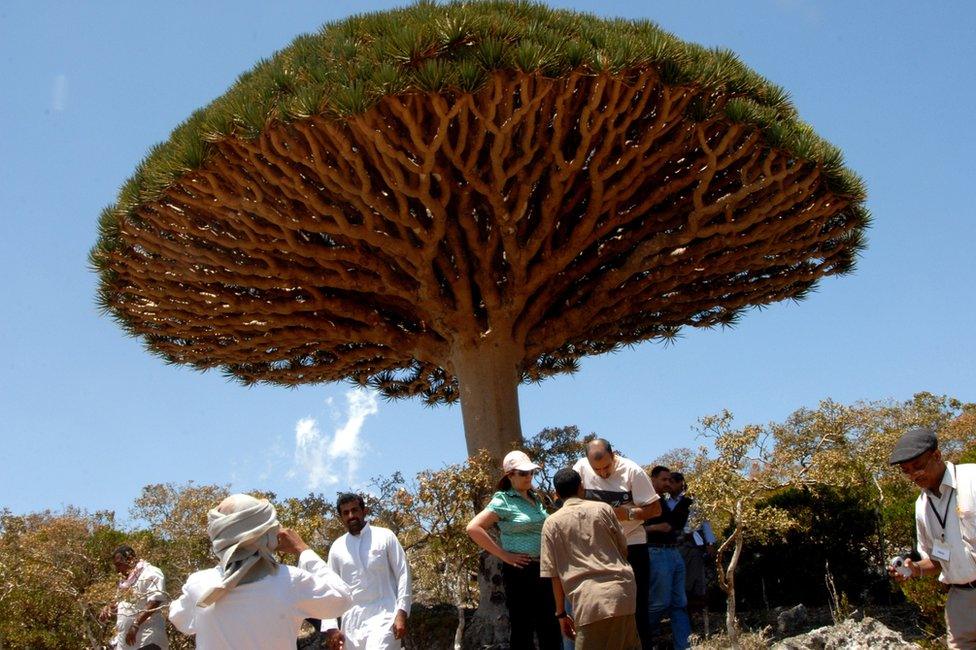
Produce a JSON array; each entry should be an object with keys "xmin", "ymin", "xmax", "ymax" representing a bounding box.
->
[{"xmin": 92, "ymin": 1, "xmax": 868, "ymax": 459}]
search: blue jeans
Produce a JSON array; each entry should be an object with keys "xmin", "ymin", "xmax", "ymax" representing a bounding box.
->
[{"xmin": 647, "ymin": 547, "xmax": 691, "ymax": 650}]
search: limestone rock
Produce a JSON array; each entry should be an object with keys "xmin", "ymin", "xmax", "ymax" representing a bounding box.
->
[
  {"xmin": 772, "ymin": 616, "xmax": 920, "ymax": 650},
  {"xmin": 776, "ymin": 604, "xmax": 808, "ymax": 636}
]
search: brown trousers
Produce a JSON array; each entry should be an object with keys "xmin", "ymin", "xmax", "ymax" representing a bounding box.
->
[
  {"xmin": 575, "ymin": 614, "xmax": 641, "ymax": 650},
  {"xmin": 947, "ymin": 586, "xmax": 976, "ymax": 649}
]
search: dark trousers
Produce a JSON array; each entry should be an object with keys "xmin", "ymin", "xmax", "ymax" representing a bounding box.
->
[
  {"xmin": 502, "ymin": 560, "xmax": 562, "ymax": 650},
  {"xmin": 628, "ymin": 543, "xmax": 651, "ymax": 649}
]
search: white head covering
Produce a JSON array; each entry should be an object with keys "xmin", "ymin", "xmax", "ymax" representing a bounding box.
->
[{"xmin": 196, "ymin": 494, "xmax": 280, "ymax": 607}]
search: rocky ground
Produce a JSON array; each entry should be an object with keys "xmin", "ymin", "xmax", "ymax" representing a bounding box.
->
[
  {"xmin": 687, "ymin": 603, "xmax": 936, "ymax": 650},
  {"xmin": 772, "ymin": 616, "xmax": 920, "ymax": 650},
  {"xmin": 296, "ymin": 602, "xmax": 938, "ymax": 649}
]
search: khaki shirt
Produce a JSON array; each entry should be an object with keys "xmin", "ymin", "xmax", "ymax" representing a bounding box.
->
[{"xmin": 540, "ymin": 497, "xmax": 636, "ymax": 627}]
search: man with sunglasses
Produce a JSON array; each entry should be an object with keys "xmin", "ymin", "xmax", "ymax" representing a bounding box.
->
[{"xmin": 888, "ymin": 426, "xmax": 976, "ymax": 648}]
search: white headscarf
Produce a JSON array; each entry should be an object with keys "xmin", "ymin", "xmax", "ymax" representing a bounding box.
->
[{"xmin": 196, "ymin": 494, "xmax": 280, "ymax": 607}]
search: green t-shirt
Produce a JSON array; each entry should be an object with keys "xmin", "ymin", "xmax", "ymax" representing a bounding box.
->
[{"xmin": 487, "ymin": 489, "xmax": 548, "ymax": 556}]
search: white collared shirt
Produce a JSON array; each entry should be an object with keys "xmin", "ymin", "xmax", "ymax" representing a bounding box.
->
[
  {"xmin": 915, "ymin": 462, "xmax": 976, "ymax": 585},
  {"xmin": 319, "ymin": 524, "xmax": 411, "ymax": 632},
  {"xmin": 115, "ymin": 561, "xmax": 168, "ymax": 650}
]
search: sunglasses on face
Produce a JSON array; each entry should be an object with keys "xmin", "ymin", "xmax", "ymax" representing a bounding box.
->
[
  {"xmin": 899, "ymin": 449, "xmax": 936, "ymax": 475},
  {"xmin": 513, "ymin": 469, "xmax": 536, "ymax": 478}
]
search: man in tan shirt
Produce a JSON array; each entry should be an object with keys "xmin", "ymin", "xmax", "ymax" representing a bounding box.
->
[{"xmin": 540, "ymin": 468, "xmax": 640, "ymax": 650}]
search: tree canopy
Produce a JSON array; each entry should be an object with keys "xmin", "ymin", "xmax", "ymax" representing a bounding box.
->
[{"xmin": 91, "ymin": 1, "xmax": 868, "ymax": 455}]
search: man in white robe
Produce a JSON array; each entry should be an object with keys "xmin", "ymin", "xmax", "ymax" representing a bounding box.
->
[
  {"xmin": 101, "ymin": 545, "xmax": 169, "ymax": 650},
  {"xmin": 323, "ymin": 493, "xmax": 411, "ymax": 650},
  {"xmin": 168, "ymin": 494, "xmax": 353, "ymax": 650}
]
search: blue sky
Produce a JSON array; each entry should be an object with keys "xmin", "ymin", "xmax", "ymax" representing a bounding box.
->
[{"xmin": 1, "ymin": 1, "xmax": 973, "ymax": 519}]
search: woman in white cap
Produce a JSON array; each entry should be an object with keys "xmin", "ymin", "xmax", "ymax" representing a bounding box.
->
[{"xmin": 466, "ymin": 450, "xmax": 561, "ymax": 649}]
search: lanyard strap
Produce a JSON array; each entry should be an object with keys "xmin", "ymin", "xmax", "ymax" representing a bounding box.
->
[
  {"xmin": 928, "ymin": 490, "xmax": 955, "ymax": 531},
  {"xmin": 927, "ymin": 465, "xmax": 958, "ymax": 532}
]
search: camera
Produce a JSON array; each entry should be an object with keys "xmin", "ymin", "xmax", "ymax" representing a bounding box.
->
[{"xmin": 889, "ymin": 554, "xmax": 912, "ymax": 578}]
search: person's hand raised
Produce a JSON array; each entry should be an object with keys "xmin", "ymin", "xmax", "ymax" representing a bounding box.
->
[{"xmin": 276, "ymin": 528, "xmax": 310, "ymax": 555}]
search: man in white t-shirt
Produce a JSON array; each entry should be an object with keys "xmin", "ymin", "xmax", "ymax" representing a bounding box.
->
[{"xmin": 573, "ymin": 438, "xmax": 661, "ymax": 649}]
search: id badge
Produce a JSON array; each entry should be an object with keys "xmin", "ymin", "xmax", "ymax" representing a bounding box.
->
[{"xmin": 931, "ymin": 541, "xmax": 951, "ymax": 562}]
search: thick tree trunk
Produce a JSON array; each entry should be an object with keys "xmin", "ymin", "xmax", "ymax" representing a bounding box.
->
[
  {"xmin": 452, "ymin": 340, "xmax": 524, "ymax": 460},
  {"xmin": 462, "ymin": 552, "xmax": 509, "ymax": 649},
  {"xmin": 453, "ymin": 338, "xmax": 523, "ymax": 647}
]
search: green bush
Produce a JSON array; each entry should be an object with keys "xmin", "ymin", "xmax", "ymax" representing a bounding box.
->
[{"xmin": 732, "ymin": 486, "xmax": 883, "ymax": 609}]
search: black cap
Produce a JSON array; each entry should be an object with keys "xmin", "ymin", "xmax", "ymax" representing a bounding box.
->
[{"xmin": 888, "ymin": 426, "xmax": 938, "ymax": 465}]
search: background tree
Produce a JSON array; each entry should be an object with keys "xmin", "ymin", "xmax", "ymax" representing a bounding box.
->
[
  {"xmin": 732, "ymin": 485, "xmax": 882, "ymax": 610},
  {"xmin": 521, "ymin": 425, "xmax": 589, "ymax": 495},
  {"xmin": 369, "ymin": 452, "xmax": 496, "ymax": 650},
  {"xmin": 686, "ymin": 411, "xmax": 836, "ymax": 647},
  {"xmin": 765, "ymin": 393, "xmax": 975, "ymax": 640},
  {"xmin": 275, "ymin": 492, "xmax": 348, "ymax": 552},
  {"xmin": 763, "ymin": 393, "xmax": 975, "ymax": 561},
  {"xmin": 650, "ymin": 446, "xmax": 697, "ymax": 475},
  {"xmin": 91, "ymin": 1, "xmax": 868, "ymax": 460},
  {"xmin": 0, "ymin": 508, "xmax": 123, "ymax": 649},
  {"xmin": 129, "ymin": 482, "xmax": 229, "ymax": 603},
  {"xmin": 681, "ymin": 393, "xmax": 975, "ymax": 646}
]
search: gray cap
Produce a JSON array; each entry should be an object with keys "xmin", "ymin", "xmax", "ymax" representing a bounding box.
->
[{"xmin": 888, "ymin": 426, "xmax": 938, "ymax": 465}]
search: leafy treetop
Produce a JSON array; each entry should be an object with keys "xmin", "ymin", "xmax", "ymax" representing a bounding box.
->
[{"xmin": 94, "ymin": 0, "xmax": 865, "ymax": 280}]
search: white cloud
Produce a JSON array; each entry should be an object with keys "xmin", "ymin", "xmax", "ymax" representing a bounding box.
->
[
  {"xmin": 291, "ymin": 388, "xmax": 380, "ymax": 490},
  {"xmin": 52, "ymin": 74, "xmax": 68, "ymax": 112}
]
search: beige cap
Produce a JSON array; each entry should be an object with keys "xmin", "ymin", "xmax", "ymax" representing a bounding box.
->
[{"xmin": 502, "ymin": 450, "xmax": 541, "ymax": 473}]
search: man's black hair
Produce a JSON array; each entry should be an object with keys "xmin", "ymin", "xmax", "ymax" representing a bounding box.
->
[
  {"xmin": 553, "ymin": 467, "xmax": 583, "ymax": 499},
  {"xmin": 336, "ymin": 492, "xmax": 365, "ymax": 514},
  {"xmin": 113, "ymin": 545, "xmax": 136, "ymax": 560},
  {"xmin": 670, "ymin": 471, "xmax": 684, "ymax": 483},
  {"xmin": 585, "ymin": 438, "xmax": 613, "ymax": 457},
  {"xmin": 650, "ymin": 465, "xmax": 670, "ymax": 477}
]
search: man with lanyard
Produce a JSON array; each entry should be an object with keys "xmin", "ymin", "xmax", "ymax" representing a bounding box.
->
[
  {"xmin": 889, "ymin": 426, "xmax": 976, "ymax": 649},
  {"xmin": 573, "ymin": 438, "xmax": 661, "ymax": 649},
  {"xmin": 323, "ymin": 493, "xmax": 411, "ymax": 650}
]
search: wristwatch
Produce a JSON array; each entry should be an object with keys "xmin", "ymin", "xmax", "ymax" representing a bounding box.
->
[{"xmin": 555, "ymin": 611, "xmax": 568, "ymax": 619}]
